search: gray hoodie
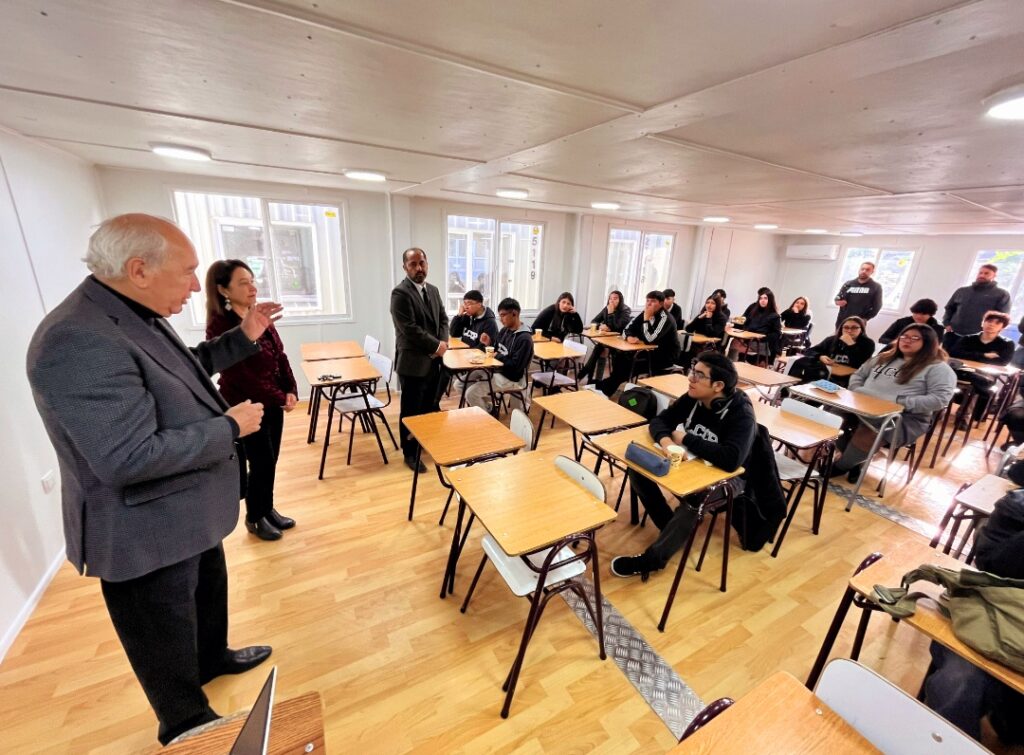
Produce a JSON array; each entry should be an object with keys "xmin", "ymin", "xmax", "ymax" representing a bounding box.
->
[
  {"xmin": 943, "ymin": 281, "xmax": 1011, "ymax": 335},
  {"xmin": 849, "ymin": 355, "xmax": 957, "ymax": 444}
]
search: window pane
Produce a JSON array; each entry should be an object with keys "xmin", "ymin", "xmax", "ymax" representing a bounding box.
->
[
  {"xmin": 638, "ymin": 232, "xmax": 673, "ymax": 300},
  {"xmin": 446, "ymin": 216, "xmax": 495, "ymax": 312},
  {"xmin": 605, "ymin": 228, "xmax": 643, "ymax": 307},
  {"xmin": 876, "ymin": 249, "xmax": 915, "ymax": 310},
  {"xmin": 966, "ymin": 249, "xmax": 1024, "ymax": 292},
  {"xmin": 837, "ymin": 247, "xmax": 878, "ymax": 288},
  {"xmin": 499, "ymin": 222, "xmax": 543, "ymax": 310}
]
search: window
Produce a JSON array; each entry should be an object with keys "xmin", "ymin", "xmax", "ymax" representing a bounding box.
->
[
  {"xmin": 966, "ymin": 249, "xmax": 1024, "ymax": 334},
  {"xmin": 445, "ymin": 215, "xmax": 543, "ymax": 312},
  {"xmin": 174, "ymin": 191, "xmax": 348, "ymax": 324},
  {"xmin": 836, "ymin": 247, "xmax": 916, "ymax": 311},
  {"xmin": 604, "ymin": 228, "xmax": 674, "ymax": 308}
]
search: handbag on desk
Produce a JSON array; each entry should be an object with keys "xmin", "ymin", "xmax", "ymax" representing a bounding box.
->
[{"xmin": 625, "ymin": 441, "xmax": 671, "ymax": 477}]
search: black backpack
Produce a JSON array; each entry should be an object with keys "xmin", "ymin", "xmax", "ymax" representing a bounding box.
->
[{"xmin": 618, "ymin": 386, "xmax": 658, "ymax": 421}]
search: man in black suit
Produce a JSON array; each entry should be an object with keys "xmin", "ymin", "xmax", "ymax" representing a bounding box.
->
[{"xmin": 390, "ymin": 247, "xmax": 450, "ymax": 472}]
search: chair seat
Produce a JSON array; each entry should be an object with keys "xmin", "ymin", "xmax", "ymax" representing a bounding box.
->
[
  {"xmin": 774, "ymin": 451, "xmax": 819, "ymax": 482},
  {"xmin": 531, "ymin": 371, "xmax": 575, "ymax": 388},
  {"xmin": 481, "ymin": 534, "xmax": 584, "ymax": 596},
  {"xmin": 332, "ymin": 394, "xmax": 385, "ymax": 413}
]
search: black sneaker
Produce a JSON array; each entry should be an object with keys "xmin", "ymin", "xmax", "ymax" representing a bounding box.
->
[{"xmin": 610, "ymin": 553, "xmax": 653, "ymax": 582}]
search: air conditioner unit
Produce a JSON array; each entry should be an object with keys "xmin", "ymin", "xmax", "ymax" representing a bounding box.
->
[{"xmin": 785, "ymin": 244, "xmax": 840, "ymax": 261}]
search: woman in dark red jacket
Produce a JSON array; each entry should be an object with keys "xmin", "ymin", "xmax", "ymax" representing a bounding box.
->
[{"xmin": 206, "ymin": 260, "xmax": 298, "ymax": 541}]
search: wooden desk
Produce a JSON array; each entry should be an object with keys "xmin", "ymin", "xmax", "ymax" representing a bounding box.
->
[
  {"xmin": 734, "ymin": 361, "xmax": 799, "ymax": 403},
  {"xmin": 848, "ymin": 541, "xmax": 1024, "ymax": 696},
  {"xmin": 163, "ymin": 692, "xmax": 325, "ymax": 755},
  {"xmin": 671, "ymin": 672, "xmax": 877, "ymax": 754},
  {"xmin": 532, "ymin": 340, "xmax": 585, "ymax": 395},
  {"xmin": 301, "ymin": 358, "xmax": 381, "ymax": 444},
  {"xmin": 958, "ymin": 359, "xmax": 1018, "ymax": 378},
  {"xmin": 443, "ymin": 348, "xmax": 503, "ymax": 407},
  {"xmin": 447, "ymin": 337, "xmax": 471, "ymax": 350},
  {"xmin": 533, "ymin": 340, "xmax": 584, "ymax": 362},
  {"xmin": 829, "ymin": 363, "xmax": 856, "ymax": 378},
  {"xmin": 402, "ymin": 407, "xmax": 525, "ymax": 522},
  {"xmin": 532, "ymin": 332, "xmax": 551, "ymax": 343},
  {"xmin": 300, "ymin": 340, "xmax": 364, "ymax": 361},
  {"xmin": 689, "ymin": 333, "xmax": 720, "ymax": 345},
  {"xmin": 592, "ymin": 335, "xmax": 657, "ymax": 353},
  {"xmin": 954, "ymin": 473, "xmax": 1018, "ymax": 514},
  {"xmin": 781, "ymin": 327, "xmax": 808, "ymax": 337},
  {"xmin": 640, "ymin": 373, "xmax": 689, "ymax": 401},
  {"xmin": 532, "ymin": 389, "xmax": 648, "ymax": 453},
  {"xmin": 724, "ymin": 327, "xmax": 765, "ymax": 340}
]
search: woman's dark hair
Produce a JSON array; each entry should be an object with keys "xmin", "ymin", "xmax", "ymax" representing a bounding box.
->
[
  {"xmin": 697, "ymin": 351, "xmax": 738, "ymax": 395},
  {"xmin": 836, "ymin": 316, "xmax": 867, "ymax": 337},
  {"xmin": 789, "ymin": 296, "xmax": 809, "ymax": 313},
  {"xmin": 756, "ymin": 288, "xmax": 778, "ymax": 314},
  {"xmin": 704, "ymin": 295, "xmax": 721, "ymax": 312},
  {"xmin": 876, "ymin": 322, "xmax": 946, "ymax": 384},
  {"xmin": 205, "ymin": 259, "xmax": 254, "ymax": 322},
  {"xmin": 711, "ymin": 288, "xmax": 727, "ymax": 300},
  {"xmin": 909, "ymin": 298, "xmax": 938, "ymax": 316},
  {"xmin": 556, "ymin": 291, "xmax": 575, "ymax": 307},
  {"xmin": 607, "ymin": 290, "xmax": 624, "ymax": 307}
]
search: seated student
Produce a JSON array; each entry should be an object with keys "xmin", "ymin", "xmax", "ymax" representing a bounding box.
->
[
  {"xmin": 579, "ymin": 290, "xmax": 631, "ymax": 381},
  {"xmin": 680, "ymin": 295, "xmax": 727, "ymax": 368},
  {"xmin": 448, "ymin": 289, "xmax": 498, "ymax": 350},
  {"xmin": 465, "ymin": 298, "xmax": 534, "ymax": 416},
  {"xmin": 949, "ymin": 310, "xmax": 1014, "ymax": 423},
  {"xmin": 780, "ymin": 296, "xmax": 811, "ymax": 330},
  {"xmin": 662, "ymin": 288, "xmax": 683, "ymax": 327},
  {"xmin": 833, "ymin": 323, "xmax": 956, "ymax": 478},
  {"xmin": 878, "ymin": 298, "xmax": 944, "ymax": 345},
  {"xmin": 788, "ymin": 316, "xmax": 874, "ymax": 386},
  {"xmin": 734, "ymin": 287, "xmax": 782, "ymax": 363},
  {"xmin": 596, "ymin": 290, "xmax": 680, "ymax": 397},
  {"xmin": 710, "ymin": 288, "xmax": 730, "ymax": 320},
  {"xmin": 532, "ymin": 292, "xmax": 584, "ymax": 343},
  {"xmin": 610, "ymin": 353, "xmax": 756, "ymax": 578},
  {"xmin": 923, "ymin": 465, "xmax": 1024, "ymax": 746}
]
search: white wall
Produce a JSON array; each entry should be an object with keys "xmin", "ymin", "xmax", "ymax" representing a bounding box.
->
[
  {"xmin": 0, "ymin": 130, "xmax": 105, "ymax": 660},
  {"xmin": 693, "ymin": 227, "xmax": 781, "ymax": 319}
]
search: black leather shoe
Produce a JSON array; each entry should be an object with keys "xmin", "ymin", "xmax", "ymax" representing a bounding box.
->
[
  {"xmin": 266, "ymin": 509, "xmax": 295, "ymax": 530},
  {"xmin": 200, "ymin": 645, "xmax": 272, "ymax": 685},
  {"xmin": 404, "ymin": 456, "xmax": 427, "ymax": 473},
  {"xmin": 245, "ymin": 517, "xmax": 282, "ymax": 541}
]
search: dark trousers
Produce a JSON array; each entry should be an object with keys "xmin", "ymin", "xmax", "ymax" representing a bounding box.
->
[
  {"xmin": 597, "ymin": 353, "xmax": 662, "ymax": 397},
  {"xmin": 398, "ymin": 361, "xmax": 445, "ymax": 458},
  {"xmin": 241, "ymin": 403, "xmax": 284, "ymax": 522},
  {"xmin": 1005, "ymin": 406, "xmax": 1024, "ymax": 443},
  {"xmin": 101, "ymin": 544, "xmax": 229, "ymax": 744}
]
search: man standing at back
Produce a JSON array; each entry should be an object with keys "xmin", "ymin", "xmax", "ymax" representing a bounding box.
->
[
  {"xmin": 26, "ymin": 214, "xmax": 277, "ymax": 745},
  {"xmin": 943, "ymin": 263, "xmax": 1012, "ymax": 351},
  {"xmin": 390, "ymin": 247, "xmax": 449, "ymax": 472},
  {"xmin": 834, "ymin": 261, "xmax": 883, "ymax": 327}
]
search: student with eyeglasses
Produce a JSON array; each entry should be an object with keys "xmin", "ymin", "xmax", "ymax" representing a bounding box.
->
[
  {"xmin": 787, "ymin": 316, "xmax": 874, "ymax": 386},
  {"xmin": 832, "ymin": 323, "xmax": 956, "ymax": 479}
]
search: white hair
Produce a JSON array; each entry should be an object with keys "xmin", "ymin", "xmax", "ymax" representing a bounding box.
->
[{"xmin": 83, "ymin": 215, "xmax": 172, "ymax": 278}]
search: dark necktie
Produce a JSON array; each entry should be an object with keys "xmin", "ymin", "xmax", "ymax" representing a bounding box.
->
[{"xmin": 421, "ymin": 286, "xmax": 429, "ymax": 308}]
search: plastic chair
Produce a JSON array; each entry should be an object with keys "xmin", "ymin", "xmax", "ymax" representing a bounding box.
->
[
  {"xmin": 530, "ymin": 339, "xmax": 586, "ymax": 397},
  {"xmin": 815, "ymin": 659, "xmax": 986, "ymax": 753},
  {"xmin": 460, "ymin": 456, "xmax": 607, "ymax": 718},
  {"xmin": 362, "ymin": 334, "xmax": 380, "ymax": 353}
]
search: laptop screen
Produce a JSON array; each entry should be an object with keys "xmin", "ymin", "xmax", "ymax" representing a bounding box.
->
[{"xmin": 230, "ymin": 666, "xmax": 277, "ymax": 755}]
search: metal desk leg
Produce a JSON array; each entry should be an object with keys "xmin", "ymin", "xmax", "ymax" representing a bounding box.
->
[{"xmin": 846, "ymin": 413, "xmax": 901, "ymax": 511}]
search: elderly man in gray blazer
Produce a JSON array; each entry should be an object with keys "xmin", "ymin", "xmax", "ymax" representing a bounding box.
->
[
  {"xmin": 390, "ymin": 247, "xmax": 449, "ymax": 472},
  {"xmin": 27, "ymin": 214, "xmax": 281, "ymax": 745}
]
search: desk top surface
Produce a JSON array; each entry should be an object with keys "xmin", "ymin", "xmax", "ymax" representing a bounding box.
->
[
  {"xmin": 850, "ymin": 540, "xmax": 1024, "ymax": 695},
  {"xmin": 789, "ymin": 383, "xmax": 904, "ymax": 418},
  {"xmin": 725, "ymin": 327, "xmax": 765, "ymax": 340},
  {"xmin": 829, "ymin": 363, "xmax": 857, "ymax": 377},
  {"xmin": 958, "ymin": 359, "xmax": 1019, "ymax": 377},
  {"xmin": 443, "ymin": 349, "xmax": 502, "ymax": 371},
  {"xmin": 953, "ymin": 473, "xmax": 1018, "ymax": 513},
  {"xmin": 590, "ymin": 335, "xmax": 658, "ymax": 352},
  {"xmin": 447, "ymin": 337, "xmax": 472, "ymax": 350},
  {"xmin": 592, "ymin": 425, "xmax": 741, "ymax": 498},
  {"xmin": 533, "ymin": 340, "xmax": 585, "ymax": 361},
  {"xmin": 301, "ymin": 357, "xmax": 379, "ymax": 386},
  {"xmin": 752, "ymin": 401, "xmax": 842, "ymax": 449},
  {"xmin": 402, "ymin": 407, "xmax": 524, "ymax": 465},
  {"xmin": 447, "ymin": 452, "xmax": 616, "ymax": 555},
  {"xmin": 300, "ymin": 340, "xmax": 364, "ymax": 361},
  {"xmin": 689, "ymin": 333, "xmax": 720, "ymax": 344},
  {"xmin": 533, "ymin": 390, "xmax": 648, "ymax": 435},
  {"xmin": 640, "ymin": 373, "xmax": 689, "ymax": 400},
  {"xmin": 670, "ymin": 672, "xmax": 878, "ymax": 754},
  {"xmin": 735, "ymin": 361, "xmax": 801, "ymax": 388}
]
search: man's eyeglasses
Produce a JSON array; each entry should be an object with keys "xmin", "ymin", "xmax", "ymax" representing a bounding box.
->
[
  {"xmin": 689, "ymin": 361, "xmax": 712, "ymax": 383},
  {"xmin": 898, "ymin": 334, "xmax": 923, "ymax": 342}
]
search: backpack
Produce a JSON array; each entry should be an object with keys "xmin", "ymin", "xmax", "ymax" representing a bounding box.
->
[
  {"xmin": 872, "ymin": 564, "xmax": 1024, "ymax": 673},
  {"xmin": 730, "ymin": 425, "xmax": 788, "ymax": 551},
  {"xmin": 618, "ymin": 386, "xmax": 658, "ymax": 421}
]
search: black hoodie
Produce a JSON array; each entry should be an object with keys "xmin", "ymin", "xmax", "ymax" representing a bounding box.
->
[
  {"xmin": 591, "ymin": 303, "xmax": 632, "ymax": 333},
  {"xmin": 805, "ymin": 333, "xmax": 875, "ymax": 368},
  {"xmin": 879, "ymin": 315, "xmax": 944, "ymax": 345},
  {"xmin": 649, "ymin": 389, "xmax": 756, "ymax": 472},
  {"xmin": 449, "ymin": 306, "xmax": 498, "ymax": 349},
  {"xmin": 624, "ymin": 309, "xmax": 680, "ymax": 371},
  {"xmin": 495, "ymin": 323, "xmax": 535, "ymax": 382},
  {"xmin": 685, "ymin": 310, "xmax": 727, "ymax": 339},
  {"xmin": 533, "ymin": 304, "xmax": 584, "ymax": 341}
]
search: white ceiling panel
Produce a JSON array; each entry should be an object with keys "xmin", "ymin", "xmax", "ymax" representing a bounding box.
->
[
  {"xmin": 948, "ymin": 187, "xmax": 1024, "ymax": 219},
  {"xmin": 759, "ymin": 193, "xmax": 1019, "ymax": 227}
]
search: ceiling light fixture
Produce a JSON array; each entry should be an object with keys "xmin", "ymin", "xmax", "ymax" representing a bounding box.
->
[
  {"xmin": 754, "ymin": 223, "xmax": 778, "ymax": 230},
  {"xmin": 840, "ymin": 231, "xmax": 864, "ymax": 237},
  {"xmin": 496, "ymin": 189, "xmax": 529, "ymax": 200},
  {"xmin": 804, "ymin": 228, "xmax": 828, "ymax": 234},
  {"xmin": 703, "ymin": 216, "xmax": 730, "ymax": 223},
  {"xmin": 984, "ymin": 84, "xmax": 1024, "ymax": 120},
  {"xmin": 591, "ymin": 202, "xmax": 620, "ymax": 210},
  {"xmin": 150, "ymin": 144, "xmax": 212, "ymax": 162},
  {"xmin": 343, "ymin": 169, "xmax": 387, "ymax": 182}
]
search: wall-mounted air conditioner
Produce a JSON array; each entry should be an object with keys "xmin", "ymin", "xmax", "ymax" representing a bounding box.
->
[{"xmin": 785, "ymin": 244, "xmax": 840, "ymax": 261}]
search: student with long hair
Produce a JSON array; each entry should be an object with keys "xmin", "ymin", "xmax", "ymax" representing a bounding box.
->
[
  {"xmin": 680, "ymin": 295, "xmax": 727, "ymax": 367},
  {"xmin": 532, "ymin": 291, "xmax": 584, "ymax": 342},
  {"xmin": 780, "ymin": 296, "xmax": 811, "ymax": 330},
  {"xmin": 579, "ymin": 290, "xmax": 631, "ymax": 381},
  {"xmin": 788, "ymin": 316, "xmax": 874, "ymax": 386},
  {"xmin": 735, "ymin": 287, "xmax": 782, "ymax": 362}
]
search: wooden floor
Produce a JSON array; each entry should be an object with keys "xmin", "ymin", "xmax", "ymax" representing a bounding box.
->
[{"xmin": 0, "ymin": 388, "xmax": 1010, "ymax": 753}]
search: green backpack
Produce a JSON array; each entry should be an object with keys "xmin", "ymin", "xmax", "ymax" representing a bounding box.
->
[{"xmin": 873, "ymin": 564, "xmax": 1024, "ymax": 674}]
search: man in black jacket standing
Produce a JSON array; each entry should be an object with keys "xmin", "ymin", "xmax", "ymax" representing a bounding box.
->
[
  {"xmin": 834, "ymin": 261, "xmax": 883, "ymax": 327},
  {"xmin": 611, "ymin": 352, "xmax": 756, "ymax": 579},
  {"xmin": 390, "ymin": 248, "xmax": 449, "ymax": 472},
  {"xmin": 943, "ymin": 263, "xmax": 1012, "ymax": 351}
]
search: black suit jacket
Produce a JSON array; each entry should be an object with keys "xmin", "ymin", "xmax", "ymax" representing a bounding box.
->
[{"xmin": 389, "ymin": 277, "xmax": 449, "ymax": 377}]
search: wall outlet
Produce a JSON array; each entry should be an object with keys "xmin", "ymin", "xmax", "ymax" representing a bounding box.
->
[{"xmin": 41, "ymin": 470, "xmax": 56, "ymax": 494}]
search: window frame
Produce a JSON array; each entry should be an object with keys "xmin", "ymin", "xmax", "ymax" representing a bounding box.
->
[
  {"xmin": 832, "ymin": 244, "xmax": 920, "ymax": 314},
  {"xmin": 605, "ymin": 226, "xmax": 677, "ymax": 310},
  {"xmin": 169, "ymin": 186, "xmax": 354, "ymax": 329}
]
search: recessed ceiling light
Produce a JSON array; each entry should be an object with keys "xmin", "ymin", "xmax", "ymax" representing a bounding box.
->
[
  {"xmin": 150, "ymin": 144, "xmax": 211, "ymax": 162},
  {"xmin": 804, "ymin": 228, "xmax": 829, "ymax": 234},
  {"xmin": 703, "ymin": 216, "xmax": 730, "ymax": 223},
  {"xmin": 496, "ymin": 189, "xmax": 529, "ymax": 200},
  {"xmin": 591, "ymin": 202, "xmax": 621, "ymax": 210},
  {"xmin": 343, "ymin": 169, "xmax": 387, "ymax": 182},
  {"xmin": 984, "ymin": 84, "xmax": 1024, "ymax": 120},
  {"xmin": 754, "ymin": 223, "xmax": 778, "ymax": 230},
  {"xmin": 840, "ymin": 231, "xmax": 864, "ymax": 237}
]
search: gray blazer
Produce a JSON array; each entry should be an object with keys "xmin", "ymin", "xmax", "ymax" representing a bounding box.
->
[
  {"xmin": 26, "ymin": 277, "xmax": 260, "ymax": 582},
  {"xmin": 389, "ymin": 276, "xmax": 449, "ymax": 377}
]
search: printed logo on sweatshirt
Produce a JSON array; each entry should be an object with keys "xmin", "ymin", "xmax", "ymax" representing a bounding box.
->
[
  {"xmin": 870, "ymin": 363, "xmax": 902, "ymax": 379},
  {"xmin": 688, "ymin": 424, "xmax": 719, "ymax": 443},
  {"xmin": 497, "ymin": 342, "xmax": 510, "ymax": 357},
  {"xmin": 845, "ymin": 286, "xmax": 872, "ymax": 295},
  {"xmin": 463, "ymin": 330, "xmax": 479, "ymax": 343}
]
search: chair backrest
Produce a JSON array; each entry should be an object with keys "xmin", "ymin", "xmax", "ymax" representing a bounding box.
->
[
  {"xmin": 564, "ymin": 339, "xmax": 587, "ymax": 356},
  {"xmin": 509, "ymin": 408, "xmax": 534, "ymax": 449},
  {"xmin": 554, "ymin": 455, "xmax": 605, "ymax": 501},
  {"xmin": 367, "ymin": 351, "xmax": 392, "ymax": 386},
  {"xmin": 363, "ymin": 334, "xmax": 380, "ymax": 353},
  {"xmin": 780, "ymin": 397, "xmax": 843, "ymax": 429},
  {"xmin": 815, "ymin": 659, "xmax": 987, "ymax": 753}
]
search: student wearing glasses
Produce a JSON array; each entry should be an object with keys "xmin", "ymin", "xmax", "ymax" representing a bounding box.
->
[
  {"xmin": 788, "ymin": 316, "xmax": 874, "ymax": 386},
  {"xmin": 610, "ymin": 353, "xmax": 756, "ymax": 579},
  {"xmin": 832, "ymin": 323, "xmax": 956, "ymax": 478}
]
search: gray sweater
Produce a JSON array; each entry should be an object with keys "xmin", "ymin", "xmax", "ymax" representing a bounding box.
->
[
  {"xmin": 849, "ymin": 356, "xmax": 957, "ymax": 445},
  {"xmin": 943, "ymin": 281, "xmax": 1011, "ymax": 335}
]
